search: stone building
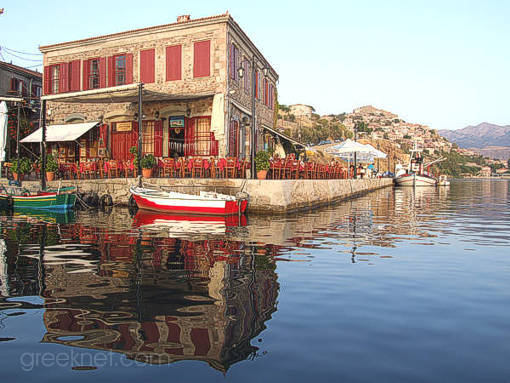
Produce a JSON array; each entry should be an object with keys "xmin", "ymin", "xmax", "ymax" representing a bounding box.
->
[
  {"xmin": 289, "ymin": 104, "xmax": 314, "ymax": 119},
  {"xmin": 0, "ymin": 60, "xmax": 42, "ymax": 100},
  {"xmin": 37, "ymin": 13, "xmax": 278, "ymax": 163},
  {"xmin": 0, "ymin": 61, "xmax": 42, "ymax": 159}
]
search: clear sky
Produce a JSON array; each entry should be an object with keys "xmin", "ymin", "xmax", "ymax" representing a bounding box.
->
[{"xmin": 1, "ymin": 0, "xmax": 508, "ymax": 130}]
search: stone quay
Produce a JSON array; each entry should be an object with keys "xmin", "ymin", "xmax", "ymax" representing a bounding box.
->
[{"xmin": 11, "ymin": 178, "xmax": 393, "ymax": 214}]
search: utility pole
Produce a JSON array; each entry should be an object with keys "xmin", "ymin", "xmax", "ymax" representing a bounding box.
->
[
  {"xmin": 40, "ymin": 99, "xmax": 46, "ymax": 189},
  {"xmin": 137, "ymin": 83, "xmax": 143, "ymax": 185},
  {"xmin": 250, "ymin": 55, "xmax": 256, "ymax": 179}
]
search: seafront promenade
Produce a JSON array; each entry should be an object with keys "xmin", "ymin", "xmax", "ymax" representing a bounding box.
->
[{"xmin": 8, "ymin": 178, "xmax": 393, "ymax": 213}]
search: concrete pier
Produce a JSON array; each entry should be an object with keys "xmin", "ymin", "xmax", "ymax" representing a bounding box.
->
[{"xmin": 12, "ymin": 178, "xmax": 393, "ymax": 214}]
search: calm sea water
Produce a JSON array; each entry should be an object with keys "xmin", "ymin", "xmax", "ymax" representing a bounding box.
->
[{"xmin": 1, "ymin": 179, "xmax": 509, "ymax": 382}]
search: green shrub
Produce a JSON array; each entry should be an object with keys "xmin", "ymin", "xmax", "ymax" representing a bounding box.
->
[
  {"xmin": 11, "ymin": 157, "xmax": 32, "ymax": 174},
  {"xmin": 140, "ymin": 154, "xmax": 156, "ymax": 169},
  {"xmin": 130, "ymin": 146, "xmax": 139, "ymax": 167},
  {"xmin": 255, "ymin": 150, "xmax": 270, "ymax": 172},
  {"xmin": 45, "ymin": 155, "xmax": 58, "ymax": 172}
]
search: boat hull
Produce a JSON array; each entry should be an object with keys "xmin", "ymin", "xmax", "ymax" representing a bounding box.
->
[
  {"xmin": 131, "ymin": 188, "xmax": 247, "ymax": 216},
  {"xmin": 394, "ymin": 174, "xmax": 437, "ymax": 187},
  {"xmin": 0, "ymin": 190, "xmax": 76, "ymax": 210}
]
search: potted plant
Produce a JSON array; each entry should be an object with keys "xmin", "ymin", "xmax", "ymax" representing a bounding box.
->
[
  {"xmin": 255, "ymin": 150, "xmax": 270, "ymax": 180},
  {"xmin": 45, "ymin": 154, "xmax": 58, "ymax": 181},
  {"xmin": 140, "ymin": 154, "xmax": 156, "ymax": 178},
  {"xmin": 11, "ymin": 157, "xmax": 32, "ymax": 181}
]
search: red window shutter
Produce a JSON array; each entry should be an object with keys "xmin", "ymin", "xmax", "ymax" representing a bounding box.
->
[
  {"xmin": 193, "ymin": 40, "xmax": 210, "ymax": 78},
  {"xmin": 107, "ymin": 56, "xmax": 115, "ymax": 87},
  {"xmin": 166, "ymin": 45, "xmax": 181, "ymax": 81},
  {"xmin": 154, "ymin": 120, "xmax": 163, "ymax": 157},
  {"xmin": 82, "ymin": 60, "xmax": 89, "ymax": 91},
  {"xmin": 264, "ymin": 79, "xmax": 269, "ymax": 105},
  {"xmin": 99, "ymin": 57, "xmax": 106, "ymax": 88},
  {"xmin": 126, "ymin": 53, "xmax": 133, "ymax": 84},
  {"xmin": 70, "ymin": 60, "xmax": 81, "ymax": 91},
  {"xmin": 255, "ymin": 70, "xmax": 259, "ymax": 99},
  {"xmin": 43, "ymin": 66, "xmax": 51, "ymax": 95},
  {"xmin": 140, "ymin": 49, "xmax": 155, "ymax": 83},
  {"xmin": 59, "ymin": 63, "xmax": 68, "ymax": 93}
]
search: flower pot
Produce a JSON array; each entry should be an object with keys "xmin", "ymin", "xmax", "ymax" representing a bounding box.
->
[
  {"xmin": 142, "ymin": 168, "xmax": 153, "ymax": 178},
  {"xmin": 257, "ymin": 170, "xmax": 268, "ymax": 180},
  {"xmin": 13, "ymin": 173, "xmax": 23, "ymax": 181},
  {"xmin": 46, "ymin": 171, "xmax": 55, "ymax": 181}
]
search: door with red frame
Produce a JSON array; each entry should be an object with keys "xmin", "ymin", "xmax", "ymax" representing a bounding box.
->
[
  {"xmin": 111, "ymin": 122, "xmax": 138, "ymax": 161},
  {"xmin": 228, "ymin": 120, "xmax": 240, "ymax": 157}
]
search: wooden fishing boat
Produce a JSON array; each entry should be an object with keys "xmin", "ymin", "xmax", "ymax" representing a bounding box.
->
[
  {"xmin": 0, "ymin": 186, "xmax": 77, "ymax": 210},
  {"xmin": 130, "ymin": 186, "xmax": 248, "ymax": 216},
  {"xmin": 394, "ymin": 144, "xmax": 445, "ymax": 187}
]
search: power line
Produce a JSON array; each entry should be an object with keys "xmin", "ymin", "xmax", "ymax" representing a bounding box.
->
[
  {"xmin": 1, "ymin": 49, "xmax": 42, "ymax": 62},
  {"xmin": 1, "ymin": 46, "xmax": 42, "ymax": 56}
]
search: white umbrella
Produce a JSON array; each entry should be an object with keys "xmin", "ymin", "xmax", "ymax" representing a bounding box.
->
[
  {"xmin": 326, "ymin": 139, "xmax": 373, "ymax": 155},
  {"xmin": 0, "ymin": 101, "xmax": 8, "ymax": 162},
  {"xmin": 362, "ymin": 143, "xmax": 387, "ymax": 159}
]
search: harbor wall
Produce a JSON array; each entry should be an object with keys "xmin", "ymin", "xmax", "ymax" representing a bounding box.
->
[{"xmin": 10, "ymin": 178, "xmax": 393, "ymax": 214}]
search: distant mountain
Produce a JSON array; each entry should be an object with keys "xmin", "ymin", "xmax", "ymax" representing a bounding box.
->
[{"xmin": 439, "ymin": 122, "xmax": 510, "ymax": 149}]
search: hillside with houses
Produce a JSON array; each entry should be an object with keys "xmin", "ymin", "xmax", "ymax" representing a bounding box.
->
[{"xmin": 276, "ymin": 104, "xmax": 509, "ymax": 176}]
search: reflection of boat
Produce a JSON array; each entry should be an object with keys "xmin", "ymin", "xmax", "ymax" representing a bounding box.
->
[
  {"xmin": 0, "ymin": 186, "xmax": 77, "ymax": 210},
  {"xmin": 13, "ymin": 207, "xmax": 76, "ymax": 224},
  {"xmin": 394, "ymin": 145, "xmax": 442, "ymax": 187},
  {"xmin": 133, "ymin": 210, "xmax": 247, "ymax": 236},
  {"xmin": 130, "ymin": 186, "xmax": 247, "ymax": 215}
]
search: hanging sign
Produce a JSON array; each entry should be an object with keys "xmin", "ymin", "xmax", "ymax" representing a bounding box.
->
[{"xmin": 170, "ymin": 117, "xmax": 185, "ymax": 128}]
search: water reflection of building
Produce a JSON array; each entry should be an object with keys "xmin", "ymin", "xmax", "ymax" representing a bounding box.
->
[{"xmin": 36, "ymin": 226, "xmax": 279, "ymax": 372}]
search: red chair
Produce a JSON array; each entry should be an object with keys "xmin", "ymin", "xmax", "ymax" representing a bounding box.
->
[
  {"xmin": 159, "ymin": 158, "xmax": 176, "ymax": 178},
  {"xmin": 225, "ymin": 157, "xmax": 237, "ymax": 178},
  {"xmin": 79, "ymin": 161, "xmax": 97, "ymax": 179},
  {"xmin": 303, "ymin": 162, "xmax": 315, "ymax": 179},
  {"xmin": 236, "ymin": 159, "xmax": 247, "ymax": 178},
  {"xmin": 181, "ymin": 158, "xmax": 192, "ymax": 178},
  {"xmin": 123, "ymin": 160, "xmax": 137, "ymax": 178},
  {"xmin": 207, "ymin": 157, "xmax": 216, "ymax": 178},
  {"xmin": 284, "ymin": 159, "xmax": 300, "ymax": 179},
  {"xmin": 192, "ymin": 158, "xmax": 205, "ymax": 178},
  {"xmin": 106, "ymin": 160, "xmax": 121, "ymax": 178},
  {"xmin": 270, "ymin": 159, "xmax": 284, "ymax": 179}
]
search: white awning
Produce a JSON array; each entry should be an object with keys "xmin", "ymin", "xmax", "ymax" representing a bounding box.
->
[{"xmin": 20, "ymin": 121, "xmax": 99, "ymax": 143}]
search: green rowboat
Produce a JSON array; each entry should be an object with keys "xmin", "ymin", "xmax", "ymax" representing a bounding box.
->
[{"xmin": 0, "ymin": 186, "xmax": 77, "ymax": 210}]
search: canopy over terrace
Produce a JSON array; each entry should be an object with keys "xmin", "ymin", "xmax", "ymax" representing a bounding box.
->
[
  {"xmin": 20, "ymin": 121, "xmax": 100, "ymax": 143},
  {"xmin": 262, "ymin": 125, "xmax": 307, "ymax": 156}
]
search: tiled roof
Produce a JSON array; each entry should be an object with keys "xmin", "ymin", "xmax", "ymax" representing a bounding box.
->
[
  {"xmin": 0, "ymin": 61, "xmax": 42, "ymax": 78},
  {"xmin": 39, "ymin": 13, "xmax": 230, "ymax": 50}
]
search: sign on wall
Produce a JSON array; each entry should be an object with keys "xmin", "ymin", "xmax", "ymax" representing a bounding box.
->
[{"xmin": 116, "ymin": 122, "xmax": 132, "ymax": 132}]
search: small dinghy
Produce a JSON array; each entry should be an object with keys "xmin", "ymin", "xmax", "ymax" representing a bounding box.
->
[
  {"xmin": 129, "ymin": 186, "xmax": 248, "ymax": 216},
  {"xmin": 0, "ymin": 185, "xmax": 77, "ymax": 210}
]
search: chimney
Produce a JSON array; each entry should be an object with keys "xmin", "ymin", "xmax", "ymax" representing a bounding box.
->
[{"xmin": 177, "ymin": 15, "xmax": 191, "ymax": 23}]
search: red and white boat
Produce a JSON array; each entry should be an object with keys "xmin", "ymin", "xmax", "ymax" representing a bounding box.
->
[
  {"xmin": 129, "ymin": 186, "xmax": 248, "ymax": 215},
  {"xmin": 394, "ymin": 145, "xmax": 445, "ymax": 187}
]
